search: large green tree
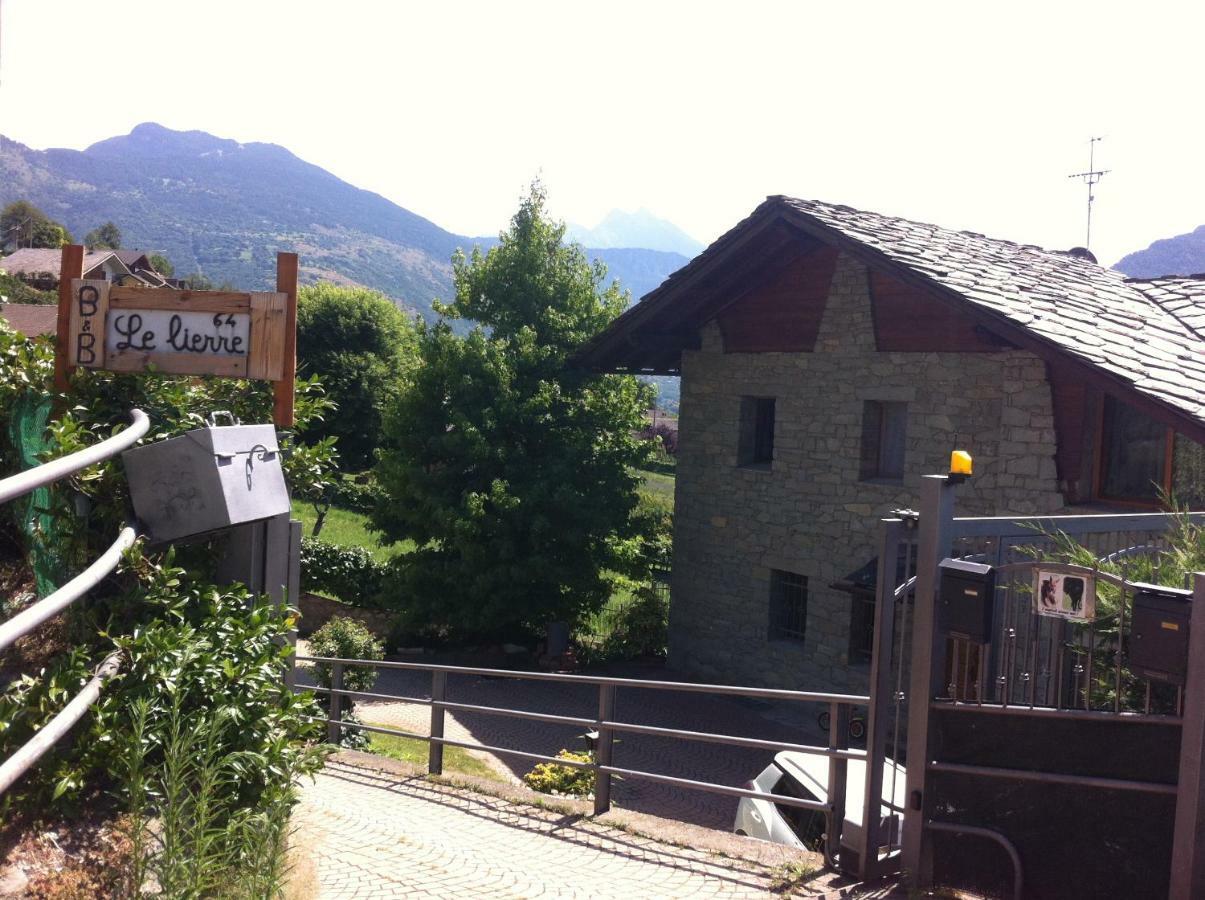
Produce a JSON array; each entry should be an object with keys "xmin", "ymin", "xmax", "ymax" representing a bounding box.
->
[
  {"xmin": 297, "ymin": 282, "xmax": 419, "ymax": 471},
  {"xmin": 83, "ymin": 221, "xmax": 122, "ymax": 250},
  {"xmin": 372, "ymin": 185, "xmax": 653, "ymax": 638},
  {"xmin": 1, "ymin": 200, "xmax": 73, "ymax": 249}
]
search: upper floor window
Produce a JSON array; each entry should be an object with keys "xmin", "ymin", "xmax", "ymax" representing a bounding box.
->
[
  {"xmin": 738, "ymin": 396, "xmax": 775, "ymax": 467},
  {"xmin": 859, "ymin": 400, "xmax": 907, "ymax": 481},
  {"xmin": 1098, "ymin": 395, "xmax": 1171, "ymax": 504}
]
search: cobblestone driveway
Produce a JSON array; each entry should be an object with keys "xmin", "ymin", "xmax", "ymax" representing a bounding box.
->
[
  {"xmin": 296, "ymin": 759, "xmax": 794, "ymax": 898},
  {"xmin": 297, "ymin": 662, "xmax": 843, "ymax": 830}
]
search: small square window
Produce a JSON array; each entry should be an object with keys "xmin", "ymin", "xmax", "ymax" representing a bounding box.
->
[
  {"xmin": 860, "ymin": 400, "xmax": 907, "ymax": 481},
  {"xmin": 769, "ymin": 569, "xmax": 808, "ymax": 642},
  {"xmin": 738, "ymin": 397, "xmax": 775, "ymax": 467}
]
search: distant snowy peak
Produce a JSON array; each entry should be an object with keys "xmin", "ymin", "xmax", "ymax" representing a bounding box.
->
[{"xmin": 567, "ymin": 208, "xmax": 704, "ymax": 258}]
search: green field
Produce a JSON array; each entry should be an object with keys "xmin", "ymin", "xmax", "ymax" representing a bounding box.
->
[
  {"xmin": 292, "ymin": 499, "xmax": 413, "ymax": 563},
  {"xmin": 365, "ymin": 724, "xmax": 500, "ymax": 780}
]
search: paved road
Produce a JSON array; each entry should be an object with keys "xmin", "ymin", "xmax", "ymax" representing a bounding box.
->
[
  {"xmin": 296, "ymin": 759, "xmax": 793, "ymax": 899},
  {"xmin": 297, "ymin": 661, "xmax": 845, "ymax": 831}
]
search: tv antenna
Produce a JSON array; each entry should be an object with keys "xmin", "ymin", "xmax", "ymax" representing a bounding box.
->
[{"xmin": 1067, "ymin": 137, "xmax": 1109, "ymax": 250}]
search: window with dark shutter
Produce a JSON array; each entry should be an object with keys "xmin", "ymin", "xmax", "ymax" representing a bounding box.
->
[
  {"xmin": 768, "ymin": 569, "xmax": 808, "ymax": 642},
  {"xmin": 859, "ymin": 400, "xmax": 907, "ymax": 481},
  {"xmin": 738, "ymin": 396, "xmax": 775, "ymax": 467},
  {"xmin": 1097, "ymin": 395, "xmax": 1171, "ymax": 504}
]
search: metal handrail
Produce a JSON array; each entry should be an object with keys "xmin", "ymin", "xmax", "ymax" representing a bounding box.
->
[
  {"xmin": 0, "ymin": 408, "xmax": 149, "ymax": 505},
  {"xmin": 0, "ymin": 408, "xmax": 147, "ymax": 798},
  {"xmin": 298, "ymin": 653, "xmax": 871, "ymax": 870},
  {"xmin": 295, "ymin": 655, "xmax": 868, "ymax": 705},
  {"xmin": 926, "ymin": 820, "xmax": 1023, "ymax": 900},
  {"xmin": 0, "ymin": 526, "xmax": 137, "ymax": 653},
  {"xmin": 0, "ymin": 651, "xmax": 123, "ymax": 796}
]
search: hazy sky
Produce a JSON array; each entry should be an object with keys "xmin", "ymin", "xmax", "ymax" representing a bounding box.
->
[{"xmin": 2, "ymin": 1, "xmax": 1203, "ymax": 266}]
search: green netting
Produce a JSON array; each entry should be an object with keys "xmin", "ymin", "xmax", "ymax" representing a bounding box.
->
[{"xmin": 8, "ymin": 393, "xmax": 68, "ymax": 597}]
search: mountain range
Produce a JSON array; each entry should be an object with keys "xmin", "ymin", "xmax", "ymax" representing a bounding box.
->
[
  {"xmin": 567, "ymin": 209, "xmax": 704, "ymax": 257},
  {"xmin": 1114, "ymin": 226, "xmax": 1205, "ymax": 278},
  {"xmin": 0, "ymin": 123, "xmax": 692, "ymax": 321}
]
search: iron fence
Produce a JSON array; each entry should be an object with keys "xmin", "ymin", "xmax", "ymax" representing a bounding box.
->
[{"xmin": 295, "ymin": 654, "xmax": 871, "ymax": 869}]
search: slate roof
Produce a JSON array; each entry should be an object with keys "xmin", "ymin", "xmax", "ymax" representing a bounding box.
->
[
  {"xmin": 579, "ymin": 195, "xmax": 1205, "ymax": 429},
  {"xmin": 0, "ymin": 303, "xmax": 57, "ymax": 336}
]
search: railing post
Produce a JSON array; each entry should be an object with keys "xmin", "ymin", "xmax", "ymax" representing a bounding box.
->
[
  {"xmin": 594, "ymin": 683, "xmax": 616, "ymax": 815},
  {"xmin": 327, "ymin": 663, "xmax": 344, "ymax": 746},
  {"xmin": 429, "ymin": 670, "xmax": 447, "ymax": 775},
  {"xmin": 858, "ymin": 517, "xmax": 905, "ymax": 879},
  {"xmin": 825, "ymin": 701, "xmax": 850, "ymax": 868},
  {"xmin": 902, "ymin": 474, "xmax": 957, "ymax": 891},
  {"xmin": 1170, "ymin": 572, "xmax": 1205, "ymax": 899}
]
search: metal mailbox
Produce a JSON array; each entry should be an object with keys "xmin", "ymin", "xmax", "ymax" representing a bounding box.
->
[
  {"xmin": 1129, "ymin": 582, "xmax": 1191, "ymax": 686},
  {"xmin": 938, "ymin": 558, "xmax": 995, "ymax": 642},
  {"xmin": 122, "ymin": 413, "xmax": 290, "ymax": 543}
]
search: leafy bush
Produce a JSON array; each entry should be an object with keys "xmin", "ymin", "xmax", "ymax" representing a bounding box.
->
[
  {"xmin": 308, "ymin": 616, "xmax": 384, "ymax": 694},
  {"xmin": 638, "ymin": 420, "xmax": 678, "ymax": 456},
  {"xmin": 577, "ymin": 582, "xmax": 670, "ymax": 666},
  {"xmin": 522, "ymin": 749, "xmax": 595, "ymax": 798},
  {"xmin": 331, "ymin": 474, "xmax": 386, "ymax": 514},
  {"xmin": 300, "ymin": 536, "xmax": 386, "ymax": 605}
]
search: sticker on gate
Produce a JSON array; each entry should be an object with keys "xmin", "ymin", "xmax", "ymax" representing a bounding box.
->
[{"xmin": 1032, "ymin": 569, "xmax": 1096, "ymax": 622}]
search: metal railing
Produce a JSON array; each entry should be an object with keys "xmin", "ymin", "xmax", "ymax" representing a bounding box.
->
[
  {"xmin": 0, "ymin": 408, "xmax": 149, "ymax": 797},
  {"xmin": 296, "ymin": 655, "xmax": 870, "ymax": 867}
]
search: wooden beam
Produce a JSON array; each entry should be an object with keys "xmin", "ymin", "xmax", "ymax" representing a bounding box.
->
[
  {"xmin": 54, "ymin": 245, "xmax": 85, "ymax": 392},
  {"xmin": 273, "ymin": 253, "xmax": 299, "ymax": 428}
]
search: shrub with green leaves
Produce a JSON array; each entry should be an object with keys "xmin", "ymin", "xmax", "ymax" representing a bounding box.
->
[
  {"xmin": 300, "ymin": 536, "xmax": 386, "ymax": 605},
  {"xmin": 308, "ymin": 616, "xmax": 385, "ymax": 694},
  {"xmin": 522, "ymin": 749, "xmax": 595, "ymax": 797}
]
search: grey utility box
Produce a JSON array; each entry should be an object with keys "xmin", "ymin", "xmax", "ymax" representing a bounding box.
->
[
  {"xmin": 1129, "ymin": 583, "xmax": 1192, "ymax": 686},
  {"xmin": 122, "ymin": 416, "xmax": 290, "ymax": 544},
  {"xmin": 938, "ymin": 558, "xmax": 996, "ymax": 643}
]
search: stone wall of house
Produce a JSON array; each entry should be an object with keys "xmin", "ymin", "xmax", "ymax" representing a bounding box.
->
[{"xmin": 668, "ymin": 252, "xmax": 1067, "ymax": 692}]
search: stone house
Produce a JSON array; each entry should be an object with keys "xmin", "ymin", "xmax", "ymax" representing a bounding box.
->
[{"xmin": 579, "ymin": 196, "xmax": 1205, "ymax": 692}]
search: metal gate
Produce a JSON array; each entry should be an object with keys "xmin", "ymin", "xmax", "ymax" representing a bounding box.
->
[{"xmin": 894, "ymin": 474, "xmax": 1205, "ymax": 899}]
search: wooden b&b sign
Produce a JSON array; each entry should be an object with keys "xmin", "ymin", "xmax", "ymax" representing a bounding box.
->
[
  {"xmin": 68, "ymin": 282, "xmax": 286, "ymax": 380},
  {"xmin": 55, "ymin": 247, "xmax": 299, "ymax": 426}
]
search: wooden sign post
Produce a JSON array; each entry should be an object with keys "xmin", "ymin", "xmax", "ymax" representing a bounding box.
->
[{"xmin": 54, "ymin": 248, "xmax": 298, "ymax": 427}]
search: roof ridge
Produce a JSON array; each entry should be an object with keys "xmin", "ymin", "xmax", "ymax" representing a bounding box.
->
[{"xmin": 778, "ymin": 195, "xmax": 1093, "ymax": 263}]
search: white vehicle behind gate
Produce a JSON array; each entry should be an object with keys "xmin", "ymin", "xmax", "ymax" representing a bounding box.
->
[{"xmin": 734, "ymin": 751, "xmax": 906, "ymax": 865}]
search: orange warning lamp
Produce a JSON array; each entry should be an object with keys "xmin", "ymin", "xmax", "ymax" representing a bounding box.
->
[{"xmin": 949, "ymin": 450, "xmax": 973, "ymax": 481}]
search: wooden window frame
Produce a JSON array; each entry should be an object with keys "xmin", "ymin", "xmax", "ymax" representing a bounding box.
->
[
  {"xmin": 859, "ymin": 399, "xmax": 907, "ymax": 482},
  {"xmin": 768, "ymin": 569, "xmax": 808, "ymax": 643},
  {"xmin": 1092, "ymin": 394, "xmax": 1175, "ymax": 508},
  {"xmin": 738, "ymin": 396, "xmax": 776, "ymax": 468}
]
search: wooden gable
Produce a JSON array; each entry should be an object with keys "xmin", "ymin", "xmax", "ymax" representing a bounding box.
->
[
  {"xmin": 869, "ymin": 270, "xmax": 1012, "ymax": 352},
  {"xmin": 717, "ymin": 245, "xmax": 838, "ymax": 353}
]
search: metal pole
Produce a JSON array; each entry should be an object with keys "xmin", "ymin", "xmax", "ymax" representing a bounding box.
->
[
  {"xmin": 825, "ymin": 701, "xmax": 850, "ymax": 868},
  {"xmin": 901, "ymin": 474, "xmax": 956, "ymax": 890},
  {"xmin": 327, "ymin": 663, "xmax": 344, "ymax": 746},
  {"xmin": 594, "ymin": 683, "xmax": 617, "ymax": 815},
  {"xmin": 1170, "ymin": 573, "xmax": 1205, "ymax": 899},
  {"xmin": 429, "ymin": 670, "xmax": 447, "ymax": 775},
  {"xmin": 857, "ymin": 517, "xmax": 903, "ymax": 878}
]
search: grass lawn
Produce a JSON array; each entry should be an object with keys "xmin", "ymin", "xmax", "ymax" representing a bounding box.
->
[
  {"xmin": 365, "ymin": 724, "xmax": 500, "ymax": 781},
  {"xmin": 291, "ymin": 500, "xmax": 413, "ymax": 564},
  {"xmin": 638, "ymin": 468, "xmax": 675, "ymax": 508}
]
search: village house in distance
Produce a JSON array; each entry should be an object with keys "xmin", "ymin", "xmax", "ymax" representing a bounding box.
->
[{"xmin": 579, "ymin": 196, "xmax": 1205, "ymax": 692}]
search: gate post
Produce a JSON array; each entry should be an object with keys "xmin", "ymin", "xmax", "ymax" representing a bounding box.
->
[
  {"xmin": 1170, "ymin": 572, "xmax": 1205, "ymax": 899},
  {"xmin": 327, "ymin": 663, "xmax": 344, "ymax": 745},
  {"xmin": 857, "ymin": 517, "xmax": 905, "ymax": 879},
  {"xmin": 901, "ymin": 475, "xmax": 957, "ymax": 889}
]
